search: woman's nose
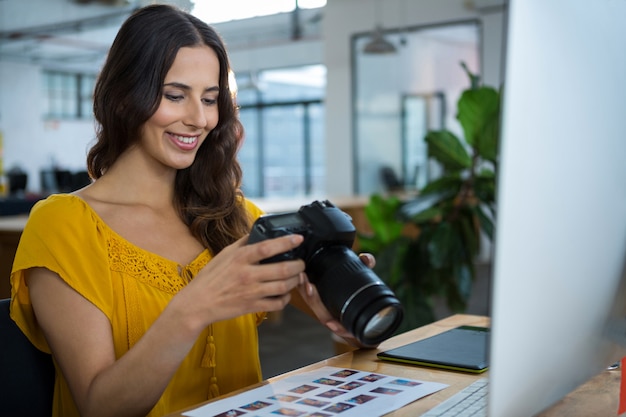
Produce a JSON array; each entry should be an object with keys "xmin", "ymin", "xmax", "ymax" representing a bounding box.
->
[{"xmin": 184, "ymin": 100, "xmax": 207, "ymax": 128}]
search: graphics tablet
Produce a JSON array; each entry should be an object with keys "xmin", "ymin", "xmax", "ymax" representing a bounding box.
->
[{"xmin": 377, "ymin": 325, "xmax": 490, "ymax": 373}]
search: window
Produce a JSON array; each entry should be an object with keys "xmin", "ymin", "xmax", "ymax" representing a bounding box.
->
[
  {"xmin": 235, "ymin": 65, "xmax": 326, "ymax": 198},
  {"xmin": 42, "ymin": 70, "xmax": 96, "ymax": 119}
]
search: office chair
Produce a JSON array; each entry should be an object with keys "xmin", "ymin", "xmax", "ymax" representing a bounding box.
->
[
  {"xmin": 379, "ymin": 166, "xmax": 404, "ymax": 192},
  {"xmin": 0, "ymin": 298, "xmax": 55, "ymax": 416},
  {"xmin": 7, "ymin": 171, "xmax": 27, "ymax": 196}
]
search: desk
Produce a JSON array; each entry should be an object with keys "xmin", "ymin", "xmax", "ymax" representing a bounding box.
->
[
  {"xmin": 166, "ymin": 314, "xmax": 622, "ymax": 417},
  {"xmin": 0, "ymin": 215, "xmax": 28, "ymax": 299}
]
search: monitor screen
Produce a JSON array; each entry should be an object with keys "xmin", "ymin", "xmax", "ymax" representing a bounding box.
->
[{"xmin": 488, "ymin": 0, "xmax": 626, "ymax": 416}]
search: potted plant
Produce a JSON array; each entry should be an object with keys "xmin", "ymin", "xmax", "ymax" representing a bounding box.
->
[{"xmin": 358, "ymin": 63, "xmax": 500, "ymax": 332}]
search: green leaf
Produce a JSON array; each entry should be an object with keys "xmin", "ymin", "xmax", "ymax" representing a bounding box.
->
[
  {"xmin": 473, "ymin": 175, "xmax": 496, "ymax": 206},
  {"xmin": 399, "ymin": 191, "xmax": 451, "ymax": 222},
  {"xmin": 402, "ymin": 239, "xmax": 430, "ymax": 286},
  {"xmin": 445, "ymin": 262, "xmax": 473, "ymax": 312},
  {"xmin": 427, "ymin": 222, "xmax": 457, "ymax": 269},
  {"xmin": 461, "ymin": 61, "xmax": 480, "ymax": 90},
  {"xmin": 419, "ymin": 173, "xmax": 462, "ymax": 196},
  {"xmin": 362, "ymin": 194, "xmax": 404, "ymax": 246},
  {"xmin": 477, "ymin": 168, "xmax": 495, "ymax": 178},
  {"xmin": 420, "ymin": 266, "xmax": 444, "ymax": 295},
  {"xmin": 456, "ymin": 87, "xmax": 499, "ymax": 153},
  {"xmin": 425, "ymin": 130, "xmax": 472, "ymax": 171},
  {"xmin": 477, "ymin": 112, "xmax": 500, "ymax": 162},
  {"xmin": 475, "ymin": 205, "xmax": 495, "ymax": 241},
  {"xmin": 458, "ymin": 213, "xmax": 480, "ymax": 259},
  {"xmin": 373, "ymin": 237, "xmax": 411, "ymax": 287},
  {"xmin": 456, "ymin": 263, "xmax": 474, "ymax": 299},
  {"xmin": 410, "ymin": 207, "xmax": 443, "ymax": 224}
]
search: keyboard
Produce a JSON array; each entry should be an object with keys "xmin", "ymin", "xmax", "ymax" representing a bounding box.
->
[{"xmin": 420, "ymin": 378, "xmax": 488, "ymax": 417}]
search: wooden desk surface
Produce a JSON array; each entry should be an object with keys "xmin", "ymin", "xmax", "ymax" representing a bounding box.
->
[
  {"xmin": 0, "ymin": 214, "xmax": 28, "ymax": 232},
  {"xmin": 167, "ymin": 314, "xmax": 484, "ymax": 417},
  {"xmin": 166, "ymin": 314, "xmax": 622, "ymax": 417}
]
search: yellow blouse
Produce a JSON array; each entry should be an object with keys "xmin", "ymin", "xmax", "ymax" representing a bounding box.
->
[{"xmin": 10, "ymin": 194, "xmax": 266, "ymax": 417}]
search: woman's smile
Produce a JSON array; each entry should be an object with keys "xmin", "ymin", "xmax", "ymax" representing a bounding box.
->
[{"xmin": 169, "ymin": 132, "xmax": 200, "ymax": 150}]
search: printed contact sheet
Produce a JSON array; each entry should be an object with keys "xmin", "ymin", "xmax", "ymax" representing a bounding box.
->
[{"xmin": 183, "ymin": 366, "xmax": 448, "ymax": 417}]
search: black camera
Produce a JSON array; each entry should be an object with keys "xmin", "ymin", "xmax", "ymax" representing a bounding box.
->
[{"xmin": 248, "ymin": 200, "xmax": 403, "ymax": 347}]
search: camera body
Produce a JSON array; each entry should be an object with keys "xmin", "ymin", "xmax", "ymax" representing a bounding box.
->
[
  {"xmin": 249, "ymin": 200, "xmax": 403, "ymax": 347},
  {"xmin": 248, "ymin": 200, "xmax": 356, "ymax": 264}
]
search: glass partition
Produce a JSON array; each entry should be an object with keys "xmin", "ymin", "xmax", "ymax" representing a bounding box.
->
[{"xmin": 353, "ymin": 21, "xmax": 480, "ymax": 194}]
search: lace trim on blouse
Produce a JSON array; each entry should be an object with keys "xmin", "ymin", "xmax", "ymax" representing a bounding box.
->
[{"xmin": 107, "ymin": 231, "xmax": 209, "ymax": 294}]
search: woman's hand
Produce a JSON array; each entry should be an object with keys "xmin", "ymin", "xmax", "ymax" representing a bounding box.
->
[
  {"xmin": 294, "ymin": 253, "xmax": 378, "ymax": 349},
  {"xmin": 180, "ymin": 234, "xmax": 307, "ymax": 327}
]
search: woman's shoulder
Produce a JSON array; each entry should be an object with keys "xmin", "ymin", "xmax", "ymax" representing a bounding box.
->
[
  {"xmin": 242, "ymin": 197, "xmax": 264, "ymax": 219},
  {"xmin": 28, "ymin": 193, "xmax": 98, "ymax": 227},
  {"xmin": 31, "ymin": 193, "xmax": 91, "ymax": 213}
]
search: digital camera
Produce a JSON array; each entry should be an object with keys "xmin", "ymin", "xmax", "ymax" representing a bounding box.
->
[{"xmin": 248, "ymin": 200, "xmax": 403, "ymax": 347}]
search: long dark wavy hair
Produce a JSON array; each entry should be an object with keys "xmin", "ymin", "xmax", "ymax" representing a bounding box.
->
[{"xmin": 88, "ymin": 4, "xmax": 249, "ymax": 255}]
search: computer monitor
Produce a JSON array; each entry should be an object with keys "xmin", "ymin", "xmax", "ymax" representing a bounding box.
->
[{"xmin": 488, "ymin": 0, "xmax": 626, "ymax": 416}]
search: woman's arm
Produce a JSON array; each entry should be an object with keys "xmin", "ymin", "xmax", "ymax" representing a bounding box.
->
[
  {"xmin": 28, "ymin": 267, "xmax": 199, "ymax": 416},
  {"xmin": 28, "ymin": 233, "xmax": 305, "ymax": 417}
]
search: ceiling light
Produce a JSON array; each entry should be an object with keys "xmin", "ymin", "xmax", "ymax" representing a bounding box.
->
[{"xmin": 363, "ymin": 26, "xmax": 397, "ymax": 55}]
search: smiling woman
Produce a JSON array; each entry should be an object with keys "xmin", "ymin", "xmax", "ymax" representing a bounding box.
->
[
  {"xmin": 8, "ymin": 4, "xmax": 373, "ymax": 417},
  {"xmin": 9, "ymin": 4, "xmax": 300, "ymax": 417}
]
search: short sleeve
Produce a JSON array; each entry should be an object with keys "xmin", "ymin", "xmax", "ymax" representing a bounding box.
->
[{"xmin": 10, "ymin": 195, "xmax": 112, "ymax": 352}]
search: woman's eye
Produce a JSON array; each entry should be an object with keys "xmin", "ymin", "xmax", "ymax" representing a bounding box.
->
[
  {"xmin": 203, "ymin": 98, "xmax": 217, "ymax": 106},
  {"xmin": 165, "ymin": 93, "xmax": 184, "ymax": 102}
]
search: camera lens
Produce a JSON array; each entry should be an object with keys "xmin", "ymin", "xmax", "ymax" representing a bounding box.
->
[
  {"xmin": 364, "ymin": 306, "xmax": 400, "ymax": 339},
  {"xmin": 306, "ymin": 246, "xmax": 403, "ymax": 347}
]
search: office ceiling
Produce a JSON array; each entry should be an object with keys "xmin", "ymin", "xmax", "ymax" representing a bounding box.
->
[
  {"xmin": 0, "ymin": 0, "xmax": 322, "ymax": 73},
  {"xmin": 1, "ymin": 0, "xmax": 133, "ymax": 72}
]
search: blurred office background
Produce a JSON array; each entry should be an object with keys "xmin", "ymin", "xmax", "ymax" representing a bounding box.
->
[
  {"xmin": 0, "ymin": 0, "xmax": 503, "ymax": 376},
  {"xmin": 0, "ymin": 0, "xmax": 505, "ymax": 200}
]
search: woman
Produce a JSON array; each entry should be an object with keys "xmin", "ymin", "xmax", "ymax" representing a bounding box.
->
[{"xmin": 9, "ymin": 4, "xmax": 371, "ymax": 417}]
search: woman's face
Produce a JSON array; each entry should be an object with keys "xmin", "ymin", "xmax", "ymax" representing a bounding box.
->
[{"xmin": 139, "ymin": 45, "xmax": 220, "ymax": 171}]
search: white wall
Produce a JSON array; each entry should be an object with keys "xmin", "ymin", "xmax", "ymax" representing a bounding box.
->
[
  {"xmin": 228, "ymin": 39, "xmax": 323, "ymax": 76},
  {"xmin": 0, "ymin": 61, "xmax": 95, "ymax": 192}
]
